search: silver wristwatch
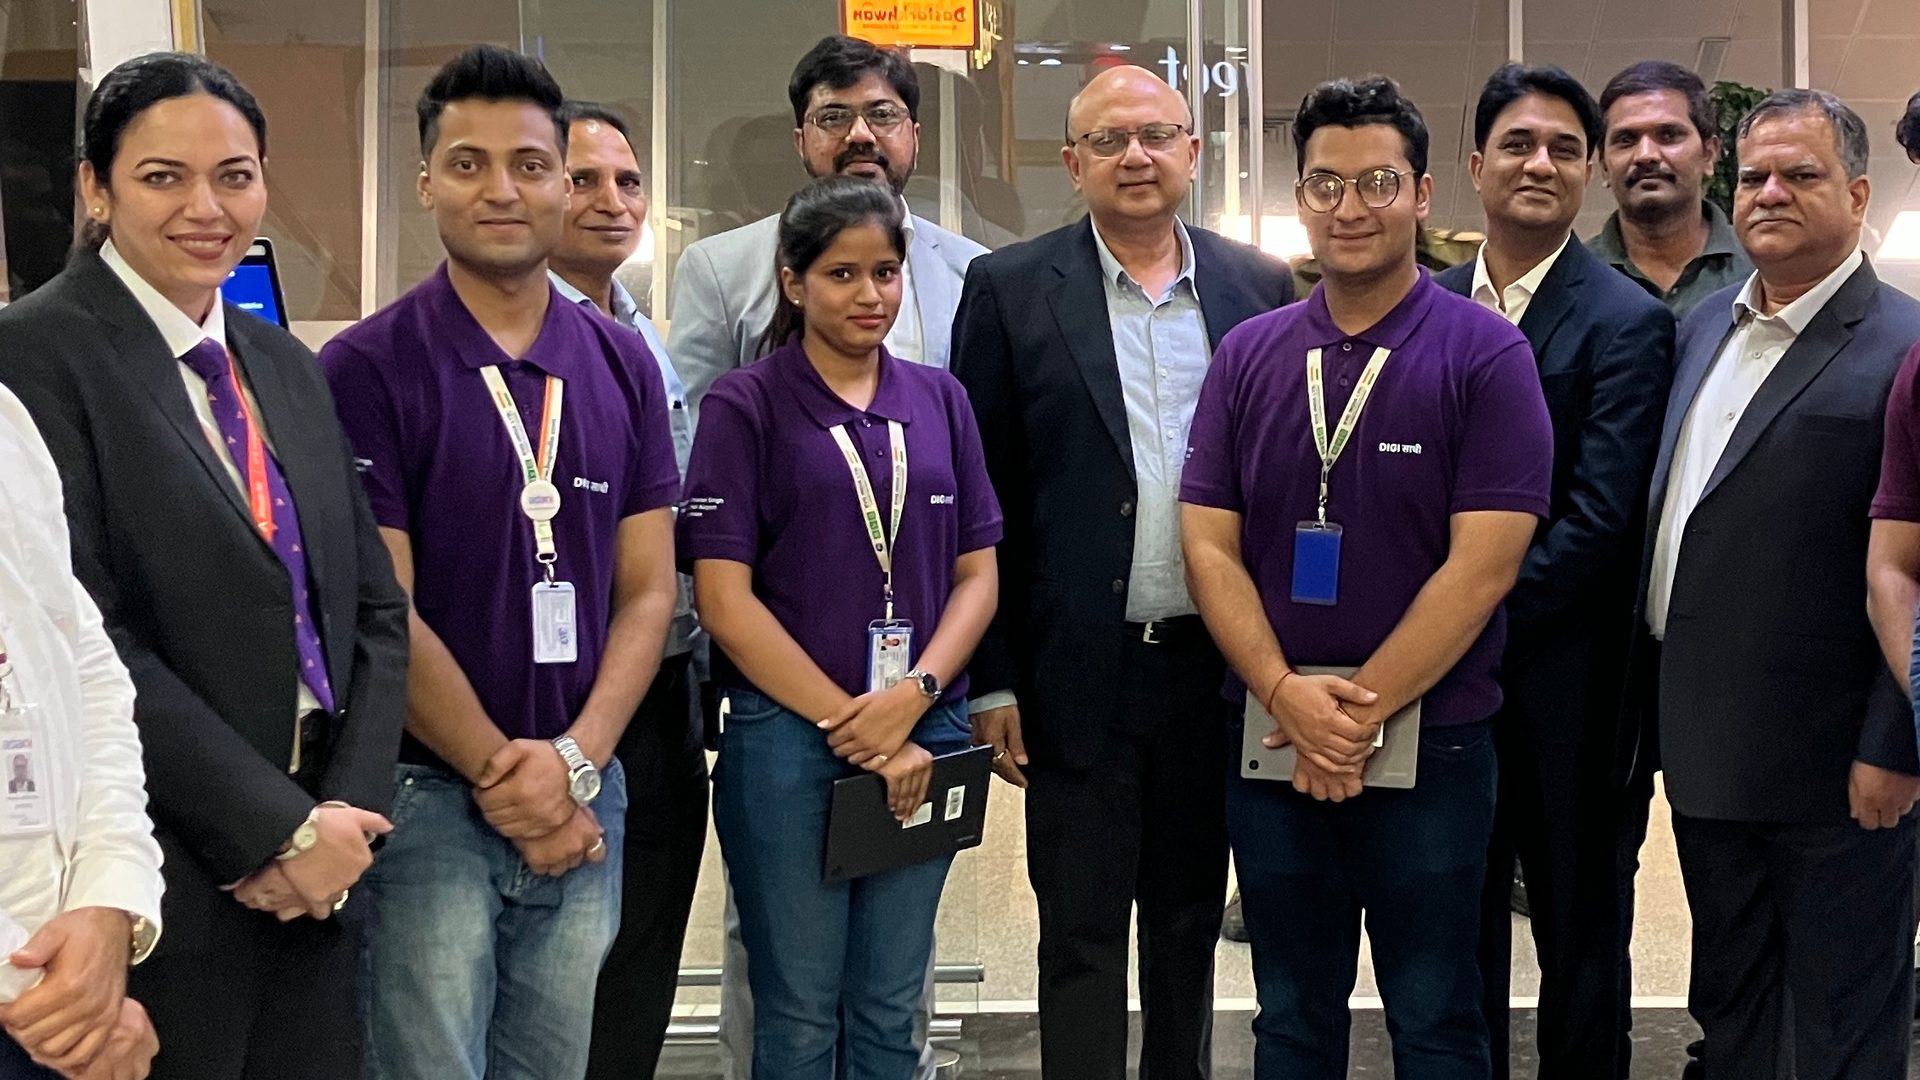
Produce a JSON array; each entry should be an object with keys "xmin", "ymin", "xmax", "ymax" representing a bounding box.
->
[
  {"xmin": 551, "ymin": 735, "xmax": 602, "ymax": 806},
  {"xmin": 905, "ymin": 669, "xmax": 942, "ymax": 704}
]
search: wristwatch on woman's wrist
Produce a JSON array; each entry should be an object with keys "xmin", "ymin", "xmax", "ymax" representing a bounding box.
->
[{"xmin": 905, "ymin": 669, "xmax": 942, "ymax": 704}]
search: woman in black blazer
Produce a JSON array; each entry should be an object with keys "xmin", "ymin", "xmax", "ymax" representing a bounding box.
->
[{"xmin": 0, "ymin": 53, "xmax": 408, "ymax": 1080}]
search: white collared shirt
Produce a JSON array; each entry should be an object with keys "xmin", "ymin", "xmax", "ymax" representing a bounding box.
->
[
  {"xmin": 0, "ymin": 386, "xmax": 163, "ymax": 999},
  {"xmin": 1469, "ymin": 234, "xmax": 1570, "ymax": 327},
  {"xmin": 1646, "ymin": 249, "xmax": 1866, "ymax": 637},
  {"xmin": 886, "ymin": 198, "xmax": 927, "ymax": 365},
  {"xmin": 99, "ymin": 243, "xmax": 318, "ymax": 717}
]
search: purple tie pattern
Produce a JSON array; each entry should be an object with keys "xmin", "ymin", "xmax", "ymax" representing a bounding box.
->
[{"xmin": 181, "ymin": 337, "xmax": 336, "ymax": 713}]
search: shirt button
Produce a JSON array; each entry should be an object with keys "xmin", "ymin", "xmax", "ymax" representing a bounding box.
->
[
  {"xmin": 861, "ymin": 417, "xmax": 873, "ymax": 427},
  {"xmin": 1342, "ymin": 342, "xmax": 1353, "ymax": 352},
  {"xmin": 1120, "ymin": 499, "xmax": 1135, "ymax": 518},
  {"xmin": 1340, "ymin": 377, "xmax": 1351, "ymax": 387},
  {"xmin": 1111, "ymin": 578, "xmax": 1126, "ymax": 595}
]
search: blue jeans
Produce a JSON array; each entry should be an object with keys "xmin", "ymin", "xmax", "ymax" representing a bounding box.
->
[
  {"xmin": 359, "ymin": 760, "xmax": 627, "ymax": 1080},
  {"xmin": 1230, "ymin": 722, "xmax": 1497, "ymax": 1080},
  {"xmin": 712, "ymin": 688, "xmax": 969, "ymax": 1080}
]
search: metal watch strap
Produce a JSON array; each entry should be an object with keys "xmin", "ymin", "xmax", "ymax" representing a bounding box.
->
[
  {"xmin": 551, "ymin": 735, "xmax": 589, "ymax": 772},
  {"xmin": 907, "ymin": 669, "xmax": 942, "ymax": 702}
]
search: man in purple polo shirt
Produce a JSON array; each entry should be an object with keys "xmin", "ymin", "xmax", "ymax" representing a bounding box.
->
[
  {"xmin": 1180, "ymin": 76, "xmax": 1551, "ymax": 1078},
  {"xmin": 318, "ymin": 46, "xmax": 680, "ymax": 1080}
]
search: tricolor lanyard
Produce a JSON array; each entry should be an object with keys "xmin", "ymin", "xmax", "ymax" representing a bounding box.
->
[
  {"xmin": 480, "ymin": 365, "xmax": 566, "ymax": 582},
  {"xmin": 1305, "ymin": 345, "xmax": 1392, "ymax": 526},
  {"xmin": 218, "ymin": 348, "xmax": 277, "ymax": 544},
  {"xmin": 828, "ymin": 421, "xmax": 907, "ymax": 622}
]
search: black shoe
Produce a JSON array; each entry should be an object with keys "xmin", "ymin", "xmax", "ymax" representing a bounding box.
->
[
  {"xmin": 1681, "ymin": 1038, "xmax": 1704, "ymax": 1080},
  {"xmin": 1508, "ymin": 871, "xmax": 1530, "ymax": 919},
  {"xmin": 1222, "ymin": 890, "xmax": 1249, "ymax": 943}
]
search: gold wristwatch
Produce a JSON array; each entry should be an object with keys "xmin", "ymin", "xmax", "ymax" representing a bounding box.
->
[{"xmin": 129, "ymin": 915, "xmax": 158, "ymax": 966}]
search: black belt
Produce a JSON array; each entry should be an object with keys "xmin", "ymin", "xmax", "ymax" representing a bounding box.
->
[{"xmin": 1122, "ymin": 615, "xmax": 1210, "ymax": 647}]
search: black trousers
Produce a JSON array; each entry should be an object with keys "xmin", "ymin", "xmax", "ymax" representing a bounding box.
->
[
  {"xmin": 1673, "ymin": 811, "xmax": 1918, "ymax": 1080},
  {"xmin": 1477, "ymin": 707, "xmax": 1625, "ymax": 1079},
  {"xmin": 1025, "ymin": 621, "xmax": 1230, "ymax": 1080},
  {"xmin": 587, "ymin": 651, "xmax": 710, "ymax": 1080},
  {"xmin": 131, "ymin": 868, "xmax": 367, "ymax": 1080}
]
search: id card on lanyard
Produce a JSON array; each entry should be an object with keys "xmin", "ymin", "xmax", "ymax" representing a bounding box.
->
[
  {"xmin": 829, "ymin": 421, "xmax": 911, "ymax": 692},
  {"xmin": 0, "ymin": 630, "xmax": 52, "ymax": 837},
  {"xmin": 481, "ymin": 365, "xmax": 577, "ymax": 664},
  {"xmin": 1294, "ymin": 345, "xmax": 1390, "ymax": 605}
]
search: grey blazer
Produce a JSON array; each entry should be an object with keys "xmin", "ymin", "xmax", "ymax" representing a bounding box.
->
[{"xmin": 667, "ymin": 210, "xmax": 987, "ymax": 423}]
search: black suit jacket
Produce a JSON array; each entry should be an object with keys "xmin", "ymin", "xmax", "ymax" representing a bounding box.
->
[
  {"xmin": 1436, "ymin": 238, "xmax": 1675, "ymax": 749},
  {"xmin": 1628, "ymin": 260, "xmax": 1920, "ymax": 822},
  {"xmin": 950, "ymin": 218, "xmax": 1294, "ymax": 769},
  {"xmin": 0, "ymin": 251, "xmax": 409, "ymax": 932}
]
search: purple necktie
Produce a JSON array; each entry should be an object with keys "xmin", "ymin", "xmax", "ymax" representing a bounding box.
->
[{"xmin": 181, "ymin": 338, "xmax": 335, "ymax": 713}]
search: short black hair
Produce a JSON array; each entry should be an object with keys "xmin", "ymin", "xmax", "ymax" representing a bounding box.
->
[
  {"xmin": 1293, "ymin": 76, "xmax": 1429, "ymax": 178},
  {"xmin": 417, "ymin": 44, "xmax": 566, "ymax": 157},
  {"xmin": 558, "ymin": 100, "xmax": 638, "ymax": 153},
  {"xmin": 787, "ymin": 35, "xmax": 919, "ymax": 128},
  {"xmin": 1473, "ymin": 63, "xmax": 1603, "ymax": 154},
  {"xmin": 1898, "ymin": 90, "xmax": 1920, "ymax": 159},
  {"xmin": 1598, "ymin": 60, "xmax": 1714, "ymax": 142},
  {"xmin": 80, "ymin": 53, "xmax": 267, "ymax": 249}
]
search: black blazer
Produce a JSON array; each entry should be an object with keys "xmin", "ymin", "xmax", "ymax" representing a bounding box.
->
[
  {"xmin": 1436, "ymin": 238, "xmax": 1675, "ymax": 749},
  {"xmin": 1627, "ymin": 260, "xmax": 1920, "ymax": 822},
  {"xmin": 0, "ymin": 251, "xmax": 409, "ymax": 930},
  {"xmin": 950, "ymin": 218, "xmax": 1294, "ymax": 769}
]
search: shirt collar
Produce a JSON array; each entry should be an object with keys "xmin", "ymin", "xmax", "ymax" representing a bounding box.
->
[
  {"xmin": 769, "ymin": 338, "xmax": 914, "ymax": 428},
  {"xmin": 1469, "ymin": 233, "xmax": 1570, "ymax": 314},
  {"xmin": 1729, "ymin": 248, "xmax": 1864, "ymax": 336},
  {"xmin": 100, "ymin": 240, "xmax": 229, "ymax": 359},
  {"xmin": 1088, "ymin": 217, "xmax": 1198, "ymax": 296},
  {"xmin": 547, "ymin": 269, "xmax": 642, "ymax": 330},
  {"xmin": 1300, "ymin": 267, "xmax": 1438, "ymax": 351},
  {"xmin": 897, "ymin": 195, "xmax": 917, "ymax": 247},
  {"xmin": 429, "ymin": 262, "xmax": 584, "ymax": 379},
  {"xmin": 1591, "ymin": 201, "xmax": 1740, "ymax": 269}
]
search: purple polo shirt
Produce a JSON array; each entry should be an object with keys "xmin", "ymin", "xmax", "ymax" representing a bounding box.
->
[
  {"xmin": 1179, "ymin": 270, "xmax": 1552, "ymax": 728},
  {"xmin": 678, "ymin": 340, "xmax": 1002, "ymax": 700},
  {"xmin": 1871, "ymin": 343, "xmax": 1920, "ymax": 523},
  {"xmin": 320, "ymin": 264, "xmax": 680, "ymax": 763}
]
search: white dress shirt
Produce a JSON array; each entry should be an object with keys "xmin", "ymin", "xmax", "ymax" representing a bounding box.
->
[
  {"xmin": 886, "ymin": 198, "xmax": 928, "ymax": 365},
  {"xmin": 0, "ymin": 384, "xmax": 163, "ymax": 1001},
  {"xmin": 1646, "ymin": 249, "xmax": 1866, "ymax": 637},
  {"xmin": 1469, "ymin": 234, "xmax": 1570, "ymax": 327},
  {"xmin": 100, "ymin": 243, "xmax": 318, "ymax": 717}
]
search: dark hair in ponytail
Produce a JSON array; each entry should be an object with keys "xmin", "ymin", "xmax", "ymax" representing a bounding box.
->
[
  {"xmin": 78, "ymin": 52, "xmax": 267, "ymax": 251},
  {"xmin": 753, "ymin": 177, "xmax": 906, "ymax": 358}
]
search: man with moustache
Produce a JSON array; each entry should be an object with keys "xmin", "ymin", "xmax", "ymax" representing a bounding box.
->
[
  {"xmin": 953, "ymin": 64, "xmax": 1292, "ymax": 1079},
  {"xmin": 1589, "ymin": 61, "xmax": 1754, "ymax": 317},
  {"xmin": 1638, "ymin": 89, "xmax": 1920, "ymax": 1080},
  {"xmin": 670, "ymin": 34, "xmax": 986, "ymax": 417},
  {"xmin": 668, "ymin": 35, "xmax": 985, "ymax": 1080},
  {"xmin": 1434, "ymin": 64, "xmax": 1674, "ymax": 1079},
  {"xmin": 542, "ymin": 101, "xmax": 708, "ymax": 1080},
  {"xmin": 320, "ymin": 47, "xmax": 682, "ymax": 1080}
]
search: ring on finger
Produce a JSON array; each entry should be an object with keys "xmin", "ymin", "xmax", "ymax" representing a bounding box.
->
[
  {"xmin": 587, "ymin": 837, "xmax": 606, "ymax": 856},
  {"xmin": 332, "ymin": 888, "xmax": 350, "ymax": 912}
]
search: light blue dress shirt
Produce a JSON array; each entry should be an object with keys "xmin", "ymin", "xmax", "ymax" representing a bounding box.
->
[
  {"xmin": 550, "ymin": 271, "xmax": 697, "ymax": 657},
  {"xmin": 1091, "ymin": 220, "xmax": 1212, "ymax": 622}
]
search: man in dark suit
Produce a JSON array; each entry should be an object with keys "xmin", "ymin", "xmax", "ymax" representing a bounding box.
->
[
  {"xmin": 1634, "ymin": 89, "xmax": 1920, "ymax": 1080},
  {"xmin": 951, "ymin": 64, "xmax": 1292, "ymax": 1080},
  {"xmin": 1435, "ymin": 64, "xmax": 1674, "ymax": 1079}
]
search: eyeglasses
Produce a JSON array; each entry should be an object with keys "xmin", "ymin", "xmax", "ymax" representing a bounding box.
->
[
  {"xmin": 808, "ymin": 103, "xmax": 910, "ymax": 137},
  {"xmin": 1071, "ymin": 123, "xmax": 1190, "ymax": 158},
  {"xmin": 1297, "ymin": 168, "xmax": 1417, "ymax": 213}
]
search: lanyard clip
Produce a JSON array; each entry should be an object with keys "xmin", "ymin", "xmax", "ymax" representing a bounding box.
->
[{"xmin": 1316, "ymin": 464, "xmax": 1331, "ymax": 527}]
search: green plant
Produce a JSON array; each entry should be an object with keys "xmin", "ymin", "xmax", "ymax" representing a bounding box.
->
[{"xmin": 1705, "ymin": 80, "xmax": 1772, "ymax": 215}]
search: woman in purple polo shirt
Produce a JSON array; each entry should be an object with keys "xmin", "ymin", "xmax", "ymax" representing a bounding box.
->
[{"xmin": 679, "ymin": 176, "xmax": 1001, "ymax": 1079}]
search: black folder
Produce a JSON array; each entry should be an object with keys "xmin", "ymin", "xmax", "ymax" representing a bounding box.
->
[{"xmin": 823, "ymin": 745, "xmax": 993, "ymax": 883}]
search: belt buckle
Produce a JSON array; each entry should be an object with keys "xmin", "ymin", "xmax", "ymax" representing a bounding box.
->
[{"xmin": 1140, "ymin": 620, "xmax": 1162, "ymax": 645}]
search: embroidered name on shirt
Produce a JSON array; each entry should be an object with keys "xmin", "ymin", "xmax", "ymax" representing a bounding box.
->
[
  {"xmin": 683, "ymin": 496, "xmax": 725, "ymax": 519},
  {"xmin": 573, "ymin": 477, "xmax": 610, "ymax": 494},
  {"xmin": 1377, "ymin": 442, "xmax": 1423, "ymax": 455},
  {"xmin": 930, "ymin": 494, "xmax": 957, "ymax": 505}
]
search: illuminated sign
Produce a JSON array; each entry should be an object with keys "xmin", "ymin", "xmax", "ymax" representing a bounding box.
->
[{"xmin": 843, "ymin": 0, "xmax": 979, "ymax": 49}]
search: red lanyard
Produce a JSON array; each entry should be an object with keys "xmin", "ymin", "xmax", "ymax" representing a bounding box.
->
[{"xmin": 219, "ymin": 348, "xmax": 277, "ymax": 544}]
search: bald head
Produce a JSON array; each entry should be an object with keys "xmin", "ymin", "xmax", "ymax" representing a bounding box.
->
[{"xmin": 1066, "ymin": 64, "xmax": 1193, "ymax": 143}]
